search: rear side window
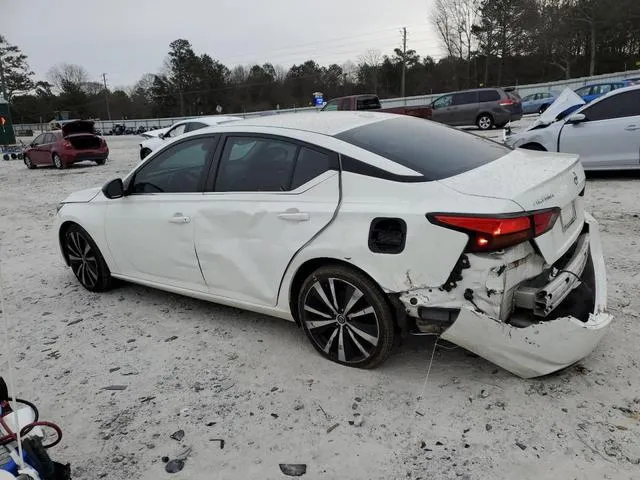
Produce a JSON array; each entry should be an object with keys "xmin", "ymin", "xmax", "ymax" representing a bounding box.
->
[
  {"xmin": 478, "ymin": 90, "xmax": 501, "ymax": 102},
  {"xmin": 335, "ymin": 117, "xmax": 511, "ymax": 181}
]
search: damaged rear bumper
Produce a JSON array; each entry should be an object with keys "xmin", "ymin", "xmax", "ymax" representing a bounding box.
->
[{"xmin": 405, "ymin": 213, "xmax": 611, "ymax": 378}]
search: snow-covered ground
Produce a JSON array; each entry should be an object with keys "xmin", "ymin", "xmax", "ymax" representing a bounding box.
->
[{"xmin": 1, "ymin": 123, "xmax": 639, "ymax": 480}]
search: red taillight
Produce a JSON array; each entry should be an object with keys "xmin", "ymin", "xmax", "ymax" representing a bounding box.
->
[
  {"xmin": 427, "ymin": 208, "xmax": 560, "ymax": 253},
  {"xmin": 499, "ymin": 99, "xmax": 515, "ymax": 106},
  {"xmin": 62, "ymin": 140, "xmax": 73, "ymax": 149}
]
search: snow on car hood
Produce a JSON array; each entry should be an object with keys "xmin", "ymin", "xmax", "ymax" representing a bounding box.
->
[
  {"xmin": 140, "ymin": 127, "xmax": 169, "ymax": 139},
  {"xmin": 61, "ymin": 187, "xmax": 101, "ymax": 204},
  {"xmin": 527, "ymin": 88, "xmax": 585, "ymax": 130}
]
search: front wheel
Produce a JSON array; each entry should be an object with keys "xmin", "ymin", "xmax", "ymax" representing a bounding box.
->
[
  {"xmin": 476, "ymin": 114, "xmax": 494, "ymax": 130},
  {"xmin": 24, "ymin": 154, "xmax": 36, "ymax": 169},
  {"xmin": 297, "ymin": 265, "xmax": 395, "ymax": 369},
  {"xmin": 63, "ymin": 224, "xmax": 113, "ymax": 291}
]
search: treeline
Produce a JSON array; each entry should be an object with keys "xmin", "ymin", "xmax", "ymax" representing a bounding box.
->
[{"xmin": 3, "ymin": 0, "xmax": 640, "ymax": 123}]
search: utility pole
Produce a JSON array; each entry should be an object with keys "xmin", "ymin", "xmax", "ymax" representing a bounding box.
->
[
  {"xmin": 401, "ymin": 27, "xmax": 407, "ymax": 99},
  {"xmin": 102, "ymin": 73, "xmax": 112, "ymax": 121}
]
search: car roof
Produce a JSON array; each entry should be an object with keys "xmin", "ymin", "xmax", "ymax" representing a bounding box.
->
[{"xmin": 199, "ymin": 111, "xmax": 394, "ymax": 136}]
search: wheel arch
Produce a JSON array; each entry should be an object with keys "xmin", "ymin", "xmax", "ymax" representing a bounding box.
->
[
  {"xmin": 287, "ymin": 257, "xmax": 401, "ymax": 329},
  {"xmin": 58, "ymin": 220, "xmax": 78, "ymax": 266},
  {"xmin": 519, "ymin": 142, "xmax": 547, "ymax": 151}
]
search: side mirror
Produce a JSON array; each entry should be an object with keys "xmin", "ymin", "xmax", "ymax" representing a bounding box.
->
[
  {"xmin": 102, "ymin": 178, "xmax": 124, "ymax": 199},
  {"xmin": 30, "ymin": 142, "xmax": 36, "ymax": 148},
  {"xmin": 566, "ymin": 113, "xmax": 586, "ymax": 125}
]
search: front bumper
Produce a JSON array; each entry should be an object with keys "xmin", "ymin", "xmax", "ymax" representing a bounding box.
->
[{"xmin": 410, "ymin": 213, "xmax": 611, "ymax": 378}]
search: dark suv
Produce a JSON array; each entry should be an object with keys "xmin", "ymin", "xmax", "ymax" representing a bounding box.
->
[{"xmin": 429, "ymin": 88, "xmax": 523, "ymax": 130}]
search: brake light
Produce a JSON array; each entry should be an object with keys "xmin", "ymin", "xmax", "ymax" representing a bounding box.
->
[
  {"xmin": 62, "ymin": 140, "xmax": 73, "ymax": 149},
  {"xmin": 427, "ymin": 208, "xmax": 560, "ymax": 253},
  {"xmin": 499, "ymin": 99, "xmax": 515, "ymax": 106}
]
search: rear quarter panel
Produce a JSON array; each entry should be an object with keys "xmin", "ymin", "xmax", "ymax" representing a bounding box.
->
[{"xmin": 277, "ymin": 172, "xmax": 526, "ymax": 310}]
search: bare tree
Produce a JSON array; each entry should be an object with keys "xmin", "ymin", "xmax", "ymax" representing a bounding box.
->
[
  {"xmin": 357, "ymin": 49, "xmax": 382, "ymax": 91},
  {"xmin": 47, "ymin": 63, "xmax": 89, "ymax": 92},
  {"xmin": 431, "ymin": 0, "xmax": 480, "ymax": 86}
]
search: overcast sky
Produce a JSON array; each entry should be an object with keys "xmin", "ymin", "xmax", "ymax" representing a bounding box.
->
[{"xmin": 4, "ymin": 0, "xmax": 440, "ymax": 89}]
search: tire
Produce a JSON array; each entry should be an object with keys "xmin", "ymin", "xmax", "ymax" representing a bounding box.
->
[
  {"xmin": 140, "ymin": 148, "xmax": 152, "ymax": 161},
  {"xmin": 297, "ymin": 264, "xmax": 395, "ymax": 369},
  {"xmin": 53, "ymin": 153, "xmax": 65, "ymax": 169},
  {"xmin": 476, "ymin": 113, "xmax": 494, "ymax": 130},
  {"xmin": 24, "ymin": 153, "xmax": 36, "ymax": 169},
  {"xmin": 63, "ymin": 224, "xmax": 112, "ymax": 292},
  {"xmin": 95, "ymin": 158, "xmax": 106, "ymax": 165}
]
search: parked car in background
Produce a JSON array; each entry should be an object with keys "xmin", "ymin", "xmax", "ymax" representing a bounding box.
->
[
  {"xmin": 504, "ymin": 85, "xmax": 640, "ymax": 171},
  {"xmin": 321, "ymin": 94, "xmax": 432, "ymax": 119},
  {"xmin": 56, "ymin": 111, "xmax": 610, "ymax": 378},
  {"xmin": 521, "ymin": 91, "xmax": 559, "ymax": 114},
  {"xmin": 574, "ymin": 82, "xmax": 626, "ymax": 103},
  {"xmin": 23, "ymin": 120, "xmax": 108, "ymax": 169},
  {"xmin": 139, "ymin": 115, "xmax": 240, "ymax": 160},
  {"xmin": 428, "ymin": 88, "xmax": 522, "ymax": 130}
]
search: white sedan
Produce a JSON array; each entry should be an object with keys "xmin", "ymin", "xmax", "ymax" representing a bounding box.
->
[
  {"xmin": 505, "ymin": 85, "xmax": 640, "ymax": 170},
  {"xmin": 55, "ymin": 112, "xmax": 611, "ymax": 378},
  {"xmin": 139, "ymin": 115, "xmax": 240, "ymax": 160}
]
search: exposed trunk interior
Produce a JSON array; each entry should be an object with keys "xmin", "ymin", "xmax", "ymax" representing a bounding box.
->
[{"xmin": 67, "ymin": 134, "xmax": 101, "ymax": 150}]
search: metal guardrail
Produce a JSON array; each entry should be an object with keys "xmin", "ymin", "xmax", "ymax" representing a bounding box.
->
[{"xmin": 13, "ymin": 68, "xmax": 640, "ymax": 134}]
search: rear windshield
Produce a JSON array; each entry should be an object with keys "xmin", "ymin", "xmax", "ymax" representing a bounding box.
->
[
  {"xmin": 356, "ymin": 96, "xmax": 381, "ymax": 110},
  {"xmin": 335, "ymin": 116, "xmax": 511, "ymax": 181}
]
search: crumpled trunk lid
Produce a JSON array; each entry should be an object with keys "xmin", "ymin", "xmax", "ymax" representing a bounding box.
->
[{"xmin": 438, "ymin": 149, "xmax": 586, "ymax": 264}]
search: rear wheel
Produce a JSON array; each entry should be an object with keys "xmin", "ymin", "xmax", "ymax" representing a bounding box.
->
[
  {"xmin": 53, "ymin": 153, "xmax": 65, "ymax": 169},
  {"xmin": 24, "ymin": 153, "xmax": 36, "ymax": 169},
  {"xmin": 297, "ymin": 265, "xmax": 395, "ymax": 369},
  {"xmin": 63, "ymin": 224, "xmax": 112, "ymax": 291},
  {"xmin": 476, "ymin": 114, "xmax": 494, "ymax": 130},
  {"xmin": 95, "ymin": 158, "xmax": 106, "ymax": 165}
]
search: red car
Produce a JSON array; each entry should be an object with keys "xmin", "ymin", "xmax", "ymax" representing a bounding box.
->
[{"xmin": 23, "ymin": 120, "xmax": 108, "ymax": 169}]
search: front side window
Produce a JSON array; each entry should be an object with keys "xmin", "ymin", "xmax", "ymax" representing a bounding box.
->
[
  {"xmin": 166, "ymin": 123, "xmax": 187, "ymax": 138},
  {"xmin": 131, "ymin": 136, "xmax": 215, "ymax": 194},
  {"xmin": 215, "ymin": 136, "xmax": 299, "ymax": 192},
  {"xmin": 432, "ymin": 95, "xmax": 453, "ymax": 109},
  {"xmin": 186, "ymin": 122, "xmax": 208, "ymax": 132},
  {"xmin": 582, "ymin": 90, "xmax": 640, "ymax": 122},
  {"xmin": 522, "ymin": 94, "xmax": 535, "ymax": 102},
  {"xmin": 323, "ymin": 100, "xmax": 340, "ymax": 111},
  {"xmin": 32, "ymin": 133, "xmax": 45, "ymax": 145}
]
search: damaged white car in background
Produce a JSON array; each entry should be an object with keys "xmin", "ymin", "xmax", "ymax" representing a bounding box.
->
[
  {"xmin": 55, "ymin": 112, "xmax": 611, "ymax": 379},
  {"xmin": 504, "ymin": 85, "xmax": 640, "ymax": 171}
]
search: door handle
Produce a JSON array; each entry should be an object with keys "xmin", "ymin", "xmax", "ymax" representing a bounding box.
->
[
  {"xmin": 625, "ymin": 125, "xmax": 640, "ymax": 131},
  {"xmin": 277, "ymin": 211, "xmax": 310, "ymax": 222},
  {"xmin": 169, "ymin": 214, "xmax": 191, "ymax": 224}
]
